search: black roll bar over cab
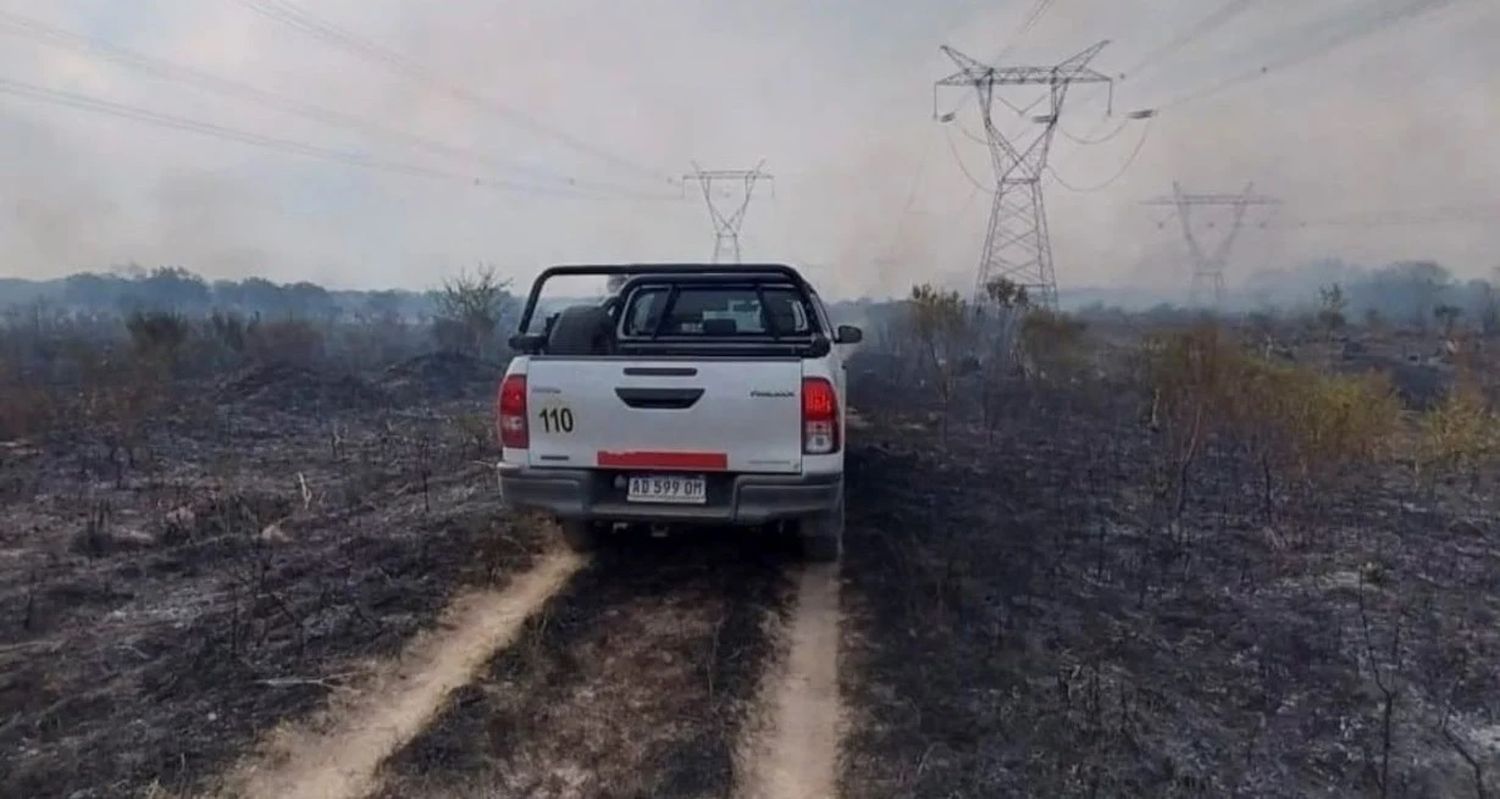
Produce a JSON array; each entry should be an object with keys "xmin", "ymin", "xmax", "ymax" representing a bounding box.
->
[{"xmin": 507, "ymin": 263, "xmax": 858, "ymax": 359}]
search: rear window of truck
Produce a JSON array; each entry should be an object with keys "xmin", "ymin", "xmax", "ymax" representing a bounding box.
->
[{"xmin": 620, "ymin": 286, "xmax": 812, "ymax": 338}]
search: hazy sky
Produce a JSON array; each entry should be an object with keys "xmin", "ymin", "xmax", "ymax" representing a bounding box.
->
[{"xmin": 0, "ymin": 0, "xmax": 1496, "ymax": 299}]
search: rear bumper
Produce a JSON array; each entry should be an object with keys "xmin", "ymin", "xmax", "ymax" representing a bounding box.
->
[{"xmin": 497, "ymin": 463, "xmax": 841, "ymax": 524}]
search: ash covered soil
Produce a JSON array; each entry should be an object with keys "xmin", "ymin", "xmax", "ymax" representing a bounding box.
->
[
  {"xmin": 0, "ymin": 360, "xmax": 547, "ymax": 798},
  {"xmin": 838, "ymin": 384, "xmax": 1500, "ymax": 798},
  {"xmin": 3, "ymin": 340, "xmax": 1499, "ymax": 798}
]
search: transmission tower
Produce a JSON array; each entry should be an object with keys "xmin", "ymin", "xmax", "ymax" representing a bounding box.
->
[
  {"xmin": 682, "ymin": 161, "xmax": 773, "ymax": 263},
  {"xmin": 1143, "ymin": 182, "xmax": 1280, "ymax": 306},
  {"xmin": 935, "ymin": 42, "xmax": 1113, "ymax": 309}
]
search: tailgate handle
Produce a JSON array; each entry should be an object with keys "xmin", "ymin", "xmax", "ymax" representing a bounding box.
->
[
  {"xmin": 623, "ymin": 366, "xmax": 698, "ymax": 377},
  {"xmin": 615, "ymin": 387, "xmax": 704, "ymax": 410}
]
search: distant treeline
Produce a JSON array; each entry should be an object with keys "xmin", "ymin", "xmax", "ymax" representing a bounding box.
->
[
  {"xmin": 0, "ymin": 267, "xmax": 440, "ymax": 320},
  {"xmin": 0, "ymin": 266, "xmax": 884, "ymax": 328},
  {"xmin": 8, "ymin": 259, "xmax": 1488, "ymax": 335},
  {"xmin": 1240, "ymin": 260, "xmax": 1498, "ymax": 329},
  {"xmin": 1067, "ymin": 260, "xmax": 1498, "ymax": 333}
]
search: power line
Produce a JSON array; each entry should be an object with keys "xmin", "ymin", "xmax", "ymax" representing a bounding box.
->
[
  {"xmin": 1065, "ymin": 0, "xmax": 1257, "ymax": 118},
  {"xmin": 957, "ymin": 122, "xmax": 990, "ymax": 146},
  {"xmin": 232, "ymin": 0, "xmax": 675, "ymax": 184},
  {"xmin": 942, "ymin": 126, "xmax": 996, "ymax": 195},
  {"xmin": 1120, "ymin": 0, "xmax": 1256, "ymax": 80},
  {"xmin": 1056, "ymin": 115, "xmax": 1133, "ymax": 146},
  {"xmin": 879, "ymin": 125, "xmax": 942, "ymax": 263},
  {"xmin": 1156, "ymin": 0, "xmax": 1465, "ymax": 111},
  {"xmin": 0, "ymin": 76, "xmax": 595, "ymax": 195},
  {"xmin": 0, "ymin": 9, "xmax": 669, "ymax": 200},
  {"xmin": 1276, "ymin": 203, "xmax": 1500, "ymax": 229},
  {"xmin": 1017, "ymin": 0, "xmax": 1059, "ymax": 37},
  {"xmin": 1046, "ymin": 118, "xmax": 1154, "ymax": 193}
]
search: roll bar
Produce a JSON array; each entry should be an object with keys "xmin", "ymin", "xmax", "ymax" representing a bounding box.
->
[{"xmin": 513, "ymin": 263, "xmax": 812, "ymax": 336}]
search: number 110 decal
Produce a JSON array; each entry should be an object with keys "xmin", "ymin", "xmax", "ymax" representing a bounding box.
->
[{"xmin": 538, "ymin": 406, "xmax": 574, "ymax": 433}]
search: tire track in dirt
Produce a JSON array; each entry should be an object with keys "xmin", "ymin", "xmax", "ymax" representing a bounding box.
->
[
  {"xmin": 219, "ymin": 550, "xmax": 583, "ymax": 799},
  {"xmin": 739, "ymin": 563, "xmax": 843, "ymax": 799},
  {"xmin": 374, "ymin": 534, "xmax": 793, "ymax": 799}
]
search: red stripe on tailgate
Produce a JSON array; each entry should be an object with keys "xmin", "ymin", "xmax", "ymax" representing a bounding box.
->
[{"xmin": 597, "ymin": 451, "xmax": 728, "ymax": 470}]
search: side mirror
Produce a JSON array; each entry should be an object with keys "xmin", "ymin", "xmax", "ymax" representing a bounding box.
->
[{"xmin": 835, "ymin": 325, "xmax": 863, "ymax": 345}]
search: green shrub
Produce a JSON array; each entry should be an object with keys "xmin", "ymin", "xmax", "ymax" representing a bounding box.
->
[
  {"xmin": 1417, "ymin": 379, "xmax": 1497, "ymax": 478},
  {"xmin": 907, "ymin": 284, "xmax": 972, "ymax": 425},
  {"xmin": 1146, "ymin": 324, "xmax": 1402, "ymax": 515}
]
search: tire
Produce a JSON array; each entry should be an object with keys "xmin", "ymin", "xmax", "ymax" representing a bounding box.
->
[
  {"xmin": 558, "ymin": 519, "xmax": 600, "ymax": 553},
  {"xmin": 547, "ymin": 305, "xmax": 613, "ymax": 356},
  {"xmin": 799, "ymin": 488, "xmax": 844, "ymax": 563}
]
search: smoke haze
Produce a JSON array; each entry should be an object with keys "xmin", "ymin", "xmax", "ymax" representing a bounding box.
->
[{"xmin": 0, "ymin": 0, "xmax": 1496, "ymax": 301}]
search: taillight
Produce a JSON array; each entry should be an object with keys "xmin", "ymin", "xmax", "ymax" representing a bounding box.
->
[
  {"xmin": 496, "ymin": 374, "xmax": 529, "ymax": 450},
  {"xmin": 802, "ymin": 377, "xmax": 840, "ymax": 455}
]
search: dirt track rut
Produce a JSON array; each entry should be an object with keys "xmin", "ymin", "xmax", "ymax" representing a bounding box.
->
[
  {"xmin": 740, "ymin": 563, "xmax": 843, "ymax": 799},
  {"xmin": 222, "ymin": 551, "xmax": 583, "ymax": 799},
  {"xmin": 212, "ymin": 532, "xmax": 848, "ymax": 799},
  {"xmin": 373, "ymin": 533, "xmax": 797, "ymax": 798}
]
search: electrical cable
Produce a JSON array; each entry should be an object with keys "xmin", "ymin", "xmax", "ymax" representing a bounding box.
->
[
  {"xmin": 1276, "ymin": 205, "xmax": 1500, "ymax": 229},
  {"xmin": 879, "ymin": 125, "xmax": 942, "ymax": 262},
  {"xmin": 0, "ymin": 76, "xmax": 608, "ymax": 197},
  {"xmin": 957, "ymin": 185, "xmax": 982, "ymax": 213},
  {"xmin": 1056, "ymin": 115, "xmax": 1132, "ymax": 146},
  {"xmin": 1074, "ymin": 0, "xmax": 1454, "ymax": 120},
  {"xmin": 1155, "ymin": 0, "xmax": 1463, "ymax": 112},
  {"xmin": 1047, "ymin": 0, "xmax": 1254, "ymax": 119},
  {"xmin": 233, "ymin": 0, "xmax": 676, "ymax": 184},
  {"xmin": 0, "ymin": 9, "xmax": 673, "ymax": 200},
  {"xmin": 943, "ymin": 126, "xmax": 996, "ymax": 195},
  {"xmin": 1045, "ymin": 119, "xmax": 1153, "ymax": 193},
  {"xmin": 1121, "ymin": 0, "xmax": 1255, "ymax": 80},
  {"xmin": 1018, "ymin": 0, "xmax": 1059, "ymax": 37}
]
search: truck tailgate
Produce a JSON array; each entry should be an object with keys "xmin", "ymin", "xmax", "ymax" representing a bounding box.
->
[{"xmin": 524, "ymin": 358, "xmax": 802, "ymax": 474}]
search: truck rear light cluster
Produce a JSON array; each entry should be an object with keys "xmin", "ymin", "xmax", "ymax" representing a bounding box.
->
[
  {"xmin": 496, "ymin": 374, "xmax": 529, "ymax": 450},
  {"xmin": 802, "ymin": 377, "xmax": 840, "ymax": 455}
]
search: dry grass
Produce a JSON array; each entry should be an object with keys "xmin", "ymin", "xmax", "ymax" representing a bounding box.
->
[{"xmin": 1147, "ymin": 324, "xmax": 1403, "ymax": 519}]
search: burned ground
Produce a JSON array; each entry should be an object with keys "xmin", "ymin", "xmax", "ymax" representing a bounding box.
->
[
  {"xmin": 378, "ymin": 351, "xmax": 505, "ymax": 404},
  {"xmin": 839, "ymin": 386, "xmax": 1500, "ymax": 798},
  {"xmin": 0, "ymin": 372, "xmax": 548, "ymax": 798},
  {"xmin": 2, "ymin": 309, "xmax": 1498, "ymax": 799}
]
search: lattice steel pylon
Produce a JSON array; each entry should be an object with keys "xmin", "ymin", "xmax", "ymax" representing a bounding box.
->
[
  {"xmin": 935, "ymin": 42, "xmax": 1113, "ymax": 309},
  {"xmin": 1142, "ymin": 182, "xmax": 1280, "ymax": 307},
  {"xmin": 682, "ymin": 161, "xmax": 773, "ymax": 263}
]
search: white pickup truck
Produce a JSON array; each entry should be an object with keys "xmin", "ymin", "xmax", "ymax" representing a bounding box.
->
[{"xmin": 494, "ymin": 264, "xmax": 860, "ymax": 561}]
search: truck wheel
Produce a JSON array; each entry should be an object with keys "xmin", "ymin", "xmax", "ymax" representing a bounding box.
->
[
  {"xmin": 558, "ymin": 519, "xmax": 599, "ymax": 553},
  {"xmin": 799, "ymin": 492, "xmax": 844, "ymax": 563}
]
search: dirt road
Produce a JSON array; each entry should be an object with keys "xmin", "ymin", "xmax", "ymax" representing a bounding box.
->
[
  {"xmin": 373, "ymin": 532, "xmax": 799, "ymax": 798},
  {"xmin": 224, "ymin": 551, "xmax": 583, "ymax": 799},
  {"xmin": 739, "ymin": 563, "xmax": 843, "ymax": 799},
  {"xmin": 197, "ymin": 532, "xmax": 852, "ymax": 799}
]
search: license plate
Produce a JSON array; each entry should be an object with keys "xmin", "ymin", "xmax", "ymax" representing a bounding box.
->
[{"xmin": 627, "ymin": 474, "xmax": 707, "ymax": 504}]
